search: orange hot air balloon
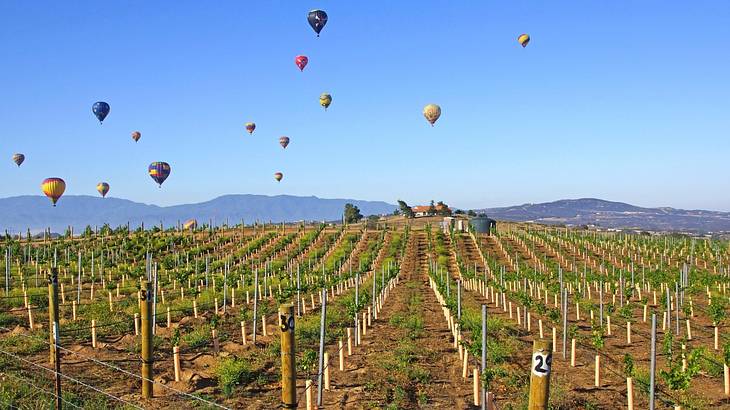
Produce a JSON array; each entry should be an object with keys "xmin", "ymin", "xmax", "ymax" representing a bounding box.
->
[
  {"xmin": 131, "ymin": 131, "xmax": 141, "ymax": 142},
  {"xmin": 41, "ymin": 178, "xmax": 66, "ymax": 207},
  {"xmin": 279, "ymin": 136, "xmax": 290, "ymax": 149},
  {"xmin": 97, "ymin": 182, "xmax": 110, "ymax": 198},
  {"xmin": 274, "ymin": 172, "xmax": 283, "ymax": 182}
]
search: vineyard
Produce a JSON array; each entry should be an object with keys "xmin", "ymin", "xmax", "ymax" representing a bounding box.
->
[{"xmin": 2, "ymin": 218, "xmax": 730, "ymax": 409}]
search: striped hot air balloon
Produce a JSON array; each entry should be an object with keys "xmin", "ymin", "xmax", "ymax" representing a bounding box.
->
[
  {"xmin": 518, "ymin": 33, "xmax": 530, "ymax": 48},
  {"xmin": 279, "ymin": 136, "xmax": 290, "ymax": 149},
  {"xmin": 41, "ymin": 178, "xmax": 66, "ymax": 207},
  {"xmin": 97, "ymin": 182, "xmax": 110, "ymax": 198},
  {"xmin": 148, "ymin": 162, "xmax": 171, "ymax": 187},
  {"xmin": 12, "ymin": 153, "xmax": 25, "ymax": 167},
  {"xmin": 245, "ymin": 122, "xmax": 256, "ymax": 135},
  {"xmin": 274, "ymin": 172, "xmax": 283, "ymax": 182}
]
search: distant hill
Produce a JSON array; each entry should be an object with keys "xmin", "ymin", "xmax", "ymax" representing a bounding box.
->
[
  {"xmin": 481, "ymin": 198, "xmax": 730, "ymax": 233},
  {"xmin": 0, "ymin": 195, "xmax": 396, "ymax": 234}
]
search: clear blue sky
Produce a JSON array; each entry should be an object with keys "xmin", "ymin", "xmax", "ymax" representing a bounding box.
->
[{"xmin": 1, "ymin": 1, "xmax": 729, "ymax": 211}]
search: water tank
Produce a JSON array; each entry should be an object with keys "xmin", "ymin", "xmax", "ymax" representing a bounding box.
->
[{"xmin": 471, "ymin": 216, "xmax": 496, "ymax": 234}]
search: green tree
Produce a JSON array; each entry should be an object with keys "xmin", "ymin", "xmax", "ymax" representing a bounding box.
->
[
  {"xmin": 344, "ymin": 203, "xmax": 363, "ymax": 224},
  {"xmin": 397, "ymin": 200, "xmax": 414, "ymax": 218},
  {"xmin": 428, "ymin": 200, "xmax": 436, "ymax": 215}
]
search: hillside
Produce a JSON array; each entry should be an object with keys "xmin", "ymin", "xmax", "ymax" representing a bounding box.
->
[
  {"xmin": 0, "ymin": 194, "xmax": 396, "ymax": 233},
  {"xmin": 482, "ymin": 198, "xmax": 730, "ymax": 233}
]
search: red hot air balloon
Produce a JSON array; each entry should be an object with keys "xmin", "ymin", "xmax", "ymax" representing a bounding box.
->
[
  {"xmin": 279, "ymin": 136, "xmax": 290, "ymax": 149},
  {"xmin": 131, "ymin": 131, "xmax": 141, "ymax": 142},
  {"xmin": 295, "ymin": 55, "xmax": 308, "ymax": 72}
]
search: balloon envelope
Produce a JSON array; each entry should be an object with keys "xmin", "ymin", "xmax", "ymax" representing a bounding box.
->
[
  {"xmin": 307, "ymin": 9, "xmax": 328, "ymax": 36},
  {"xmin": 518, "ymin": 34, "xmax": 530, "ymax": 48},
  {"xmin": 320, "ymin": 93, "xmax": 332, "ymax": 110},
  {"xmin": 245, "ymin": 122, "xmax": 256, "ymax": 134},
  {"xmin": 12, "ymin": 153, "xmax": 24, "ymax": 167},
  {"xmin": 423, "ymin": 104, "xmax": 442, "ymax": 126},
  {"xmin": 295, "ymin": 55, "xmax": 309, "ymax": 71},
  {"xmin": 131, "ymin": 131, "xmax": 141, "ymax": 142},
  {"xmin": 41, "ymin": 178, "xmax": 66, "ymax": 206},
  {"xmin": 92, "ymin": 101, "xmax": 110, "ymax": 123},
  {"xmin": 183, "ymin": 219, "xmax": 198, "ymax": 230},
  {"xmin": 148, "ymin": 162, "xmax": 171, "ymax": 187},
  {"xmin": 279, "ymin": 136, "xmax": 290, "ymax": 149},
  {"xmin": 97, "ymin": 182, "xmax": 110, "ymax": 198},
  {"xmin": 274, "ymin": 172, "xmax": 283, "ymax": 182}
]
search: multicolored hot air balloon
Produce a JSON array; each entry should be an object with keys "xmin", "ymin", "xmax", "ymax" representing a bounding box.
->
[
  {"xmin": 183, "ymin": 219, "xmax": 198, "ymax": 230},
  {"xmin": 92, "ymin": 102, "xmax": 110, "ymax": 124},
  {"xmin": 274, "ymin": 172, "xmax": 283, "ymax": 182},
  {"xmin": 279, "ymin": 136, "xmax": 290, "ymax": 149},
  {"xmin": 320, "ymin": 93, "xmax": 332, "ymax": 110},
  {"xmin": 148, "ymin": 162, "xmax": 171, "ymax": 187},
  {"xmin": 307, "ymin": 9, "xmax": 328, "ymax": 37},
  {"xmin": 41, "ymin": 178, "xmax": 66, "ymax": 207},
  {"xmin": 12, "ymin": 153, "xmax": 24, "ymax": 167},
  {"xmin": 245, "ymin": 122, "xmax": 256, "ymax": 134},
  {"xmin": 96, "ymin": 182, "xmax": 110, "ymax": 198},
  {"xmin": 423, "ymin": 104, "xmax": 442, "ymax": 126},
  {"xmin": 131, "ymin": 131, "xmax": 141, "ymax": 142},
  {"xmin": 295, "ymin": 55, "xmax": 309, "ymax": 71},
  {"xmin": 518, "ymin": 34, "xmax": 530, "ymax": 48}
]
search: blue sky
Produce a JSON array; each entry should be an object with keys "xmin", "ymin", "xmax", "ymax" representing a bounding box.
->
[{"xmin": 1, "ymin": 1, "xmax": 729, "ymax": 211}]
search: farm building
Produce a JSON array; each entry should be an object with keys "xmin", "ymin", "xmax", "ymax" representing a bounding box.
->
[{"xmin": 413, "ymin": 203, "xmax": 451, "ymax": 217}]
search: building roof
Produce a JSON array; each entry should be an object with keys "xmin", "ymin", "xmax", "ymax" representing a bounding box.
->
[{"xmin": 413, "ymin": 204, "xmax": 451, "ymax": 213}]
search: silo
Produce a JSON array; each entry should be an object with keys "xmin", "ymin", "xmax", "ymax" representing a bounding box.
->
[{"xmin": 471, "ymin": 216, "xmax": 496, "ymax": 234}]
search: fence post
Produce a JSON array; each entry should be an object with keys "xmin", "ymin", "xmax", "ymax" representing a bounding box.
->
[
  {"xmin": 528, "ymin": 339, "xmax": 553, "ymax": 410},
  {"xmin": 49, "ymin": 268, "xmax": 62, "ymax": 410},
  {"xmin": 317, "ymin": 288, "xmax": 327, "ymax": 407},
  {"xmin": 649, "ymin": 313, "xmax": 657, "ymax": 410},
  {"xmin": 280, "ymin": 303, "xmax": 296, "ymax": 408},
  {"xmin": 141, "ymin": 279, "xmax": 153, "ymax": 398}
]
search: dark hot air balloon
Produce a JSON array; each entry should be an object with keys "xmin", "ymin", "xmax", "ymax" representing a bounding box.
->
[
  {"xmin": 245, "ymin": 122, "xmax": 256, "ymax": 134},
  {"xmin": 131, "ymin": 131, "xmax": 141, "ymax": 142},
  {"xmin": 274, "ymin": 172, "xmax": 283, "ymax": 182},
  {"xmin": 307, "ymin": 10, "xmax": 328, "ymax": 37},
  {"xmin": 279, "ymin": 136, "xmax": 290, "ymax": 149},
  {"xmin": 92, "ymin": 102, "xmax": 110, "ymax": 124},
  {"xmin": 148, "ymin": 162, "xmax": 171, "ymax": 187},
  {"xmin": 295, "ymin": 55, "xmax": 309, "ymax": 71},
  {"xmin": 97, "ymin": 182, "xmax": 110, "ymax": 198},
  {"xmin": 12, "ymin": 153, "xmax": 25, "ymax": 167},
  {"xmin": 41, "ymin": 178, "xmax": 66, "ymax": 207}
]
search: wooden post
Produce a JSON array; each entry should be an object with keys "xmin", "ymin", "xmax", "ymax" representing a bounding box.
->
[
  {"xmin": 134, "ymin": 313, "xmax": 140, "ymax": 336},
  {"xmin": 724, "ymin": 364, "xmax": 729, "ymax": 396},
  {"xmin": 173, "ymin": 346, "xmax": 181, "ymax": 382},
  {"xmin": 347, "ymin": 328, "xmax": 352, "ymax": 355},
  {"xmin": 280, "ymin": 303, "xmax": 296, "ymax": 408},
  {"xmin": 473, "ymin": 367, "xmax": 479, "ymax": 406},
  {"xmin": 324, "ymin": 352, "xmax": 330, "ymax": 390},
  {"xmin": 339, "ymin": 338, "xmax": 344, "ymax": 371},
  {"xmin": 241, "ymin": 321, "xmax": 247, "ymax": 345},
  {"xmin": 627, "ymin": 322, "xmax": 632, "ymax": 345},
  {"xmin": 570, "ymin": 339, "xmax": 576, "ymax": 367},
  {"xmin": 167, "ymin": 307, "xmax": 171, "ymax": 328},
  {"xmin": 528, "ymin": 339, "xmax": 553, "ymax": 409},
  {"xmin": 47, "ymin": 269, "xmax": 59, "ymax": 365},
  {"xmin": 141, "ymin": 279, "xmax": 153, "ymax": 398},
  {"xmin": 91, "ymin": 320, "xmax": 97, "ymax": 348},
  {"xmin": 305, "ymin": 379, "xmax": 313, "ymax": 410},
  {"xmin": 594, "ymin": 355, "xmax": 601, "ymax": 387}
]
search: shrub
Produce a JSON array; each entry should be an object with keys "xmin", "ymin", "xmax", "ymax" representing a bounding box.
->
[{"xmin": 216, "ymin": 357, "xmax": 252, "ymax": 396}]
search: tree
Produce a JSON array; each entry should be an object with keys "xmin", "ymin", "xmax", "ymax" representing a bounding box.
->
[
  {"xmin": 397, "ymin": 200, "xmax": 414, "ymax": 219},
  {"xmin": 436, "ymin": 201, "xmax": 451, "ymax": 216},
  {"xmin": 467, "ymin": 210, "xmax": 477, "ymax": 217},
  {"xmin": 343, "ymin": 203, "xmax": 363, "ymax": 224},
  {"xmin": 428, "ymin": 200, "xmax": 436, "ymax": 215}
]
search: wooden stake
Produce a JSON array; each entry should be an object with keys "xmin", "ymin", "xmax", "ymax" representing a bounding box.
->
[
  {"xmin": 280, "ymin": 304, "xmax": 296, "ymax": 408},
  {"xmin": 324, "ymin": 352, "xmax": 330, "ymax": 391},
  {"xmin": 627, "ymin": 377, "xmax": 634, "ymax": 410},
  {"xmin": 173, "ymin": 346, "xmax": 181, "ymax": 382},
  {"xmin": 528, "ymin": 339, "xmax": 553, "ymax": 409}
]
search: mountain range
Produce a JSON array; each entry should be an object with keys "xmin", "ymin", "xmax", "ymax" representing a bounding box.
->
[
  {"xmin": 0, "ymin": 195, "xmax": 396, "ymax": 234},
  {"xmin": 481, "ymin": 198, "xmax": 730, "ymax": 233}
]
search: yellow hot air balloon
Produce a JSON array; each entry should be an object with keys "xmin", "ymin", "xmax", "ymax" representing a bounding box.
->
[
  {"xmin": 41, "ymin": 178, "xmax": 66, "ymax": 207},
  {"xmin": 423, "ymin": 104, "xmax": 441, "ymax": 126},
  {"xmin": 518, "ymin": 33, "xmax": 530, "ymax": 48},
  {"xmin": 319, "ymin": 93, "xmax": 332, "ymax": 110},
  {"xmin": 183, "ymin": 219, "xmax": 198, "ymax": 230},
  {"xmin": 97, "ymin": 182, "xmax": 110, "ymax": 198}
]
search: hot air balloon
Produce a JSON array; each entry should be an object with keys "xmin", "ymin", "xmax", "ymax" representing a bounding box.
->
[
  {"xmin": 41, "ymin": 178, "xmax": 66, "ymax": 207},
  {"xmin": 518, "ymin": 34, "xmax": 530, "ymax": 48},
  {"xmin": 279, "ymin": 136, "xmax": 290, "ymax": 149},
  {"xmin": 148, "ymin": 162, "xmax": 171, "ymax": 187},
  {"xmin": 97, "ymin": 182, "xmax": 110, "ymax": 198},
  {"xmin": 320, "ymin": 93, "xmax": 332, "ymax": 110},
  {"xmin": 92, "ymin": 102, "xmax": 110, "ymax": 124},
  {"xmin": 295, "ymin": 55, "xmax": 309, "ymax": 72},
  {"xmin": 183, "ymin": 219, "xmax": 198, "ymax": 230},
  {"xmin": 131, "ymin": 131, "xmax": 141, "ymax": 142},
  {"xmin": 423, "ymin": 104, "xmax": 442, "ymax": 126},
  {"xmin": 12, "ymin": 153, "xmax": 24, "ymax": 167},
  {"xmin": 245, "ymin": 122, "xmax": 256, "ymax": 134},
  {"xmin": 307, "ymin": 9, "xmax": 328, "ymax": 37},
  {"xmin": 274, "ymin": 172, "xmax": 283, "ymax": 182}
]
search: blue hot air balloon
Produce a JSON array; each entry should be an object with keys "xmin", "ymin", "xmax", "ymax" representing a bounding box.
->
[
  {"xmin": 148, "ymin": 162, "xmax": 171, "ymax": 187},
  {"xmin": 307, "ymin": 10, "xmax": 328, "ymax": 37},
  {"xmin": 92, "ymin": 101, "xmax": 110, "ymax": 124}
]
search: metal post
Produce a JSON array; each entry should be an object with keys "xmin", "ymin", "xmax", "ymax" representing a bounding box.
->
[
  {"xmin": 457, "ymin": 280, "xmax": 462, "ymax": 321},
  {"xmin": 141, "ymin": 279, "xmax": 153, "ymax": 398},
  {"xmin": 280, "ymin": 303, "xmax": 296, "ymax": 408},
  {"xmin": 253, "ymin": 269, "xmax": 259, "ymax": 343},
  {"xmin": 481, "ymin": 304, "xmax": 487, "ymax": 410},
  {"xmin": 562, "ymin": 288, "xmax": 568, "ymax": 359},
  {"xmin": 316, "ymin": 288, "xmax": 327, "ymax": 407}
]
